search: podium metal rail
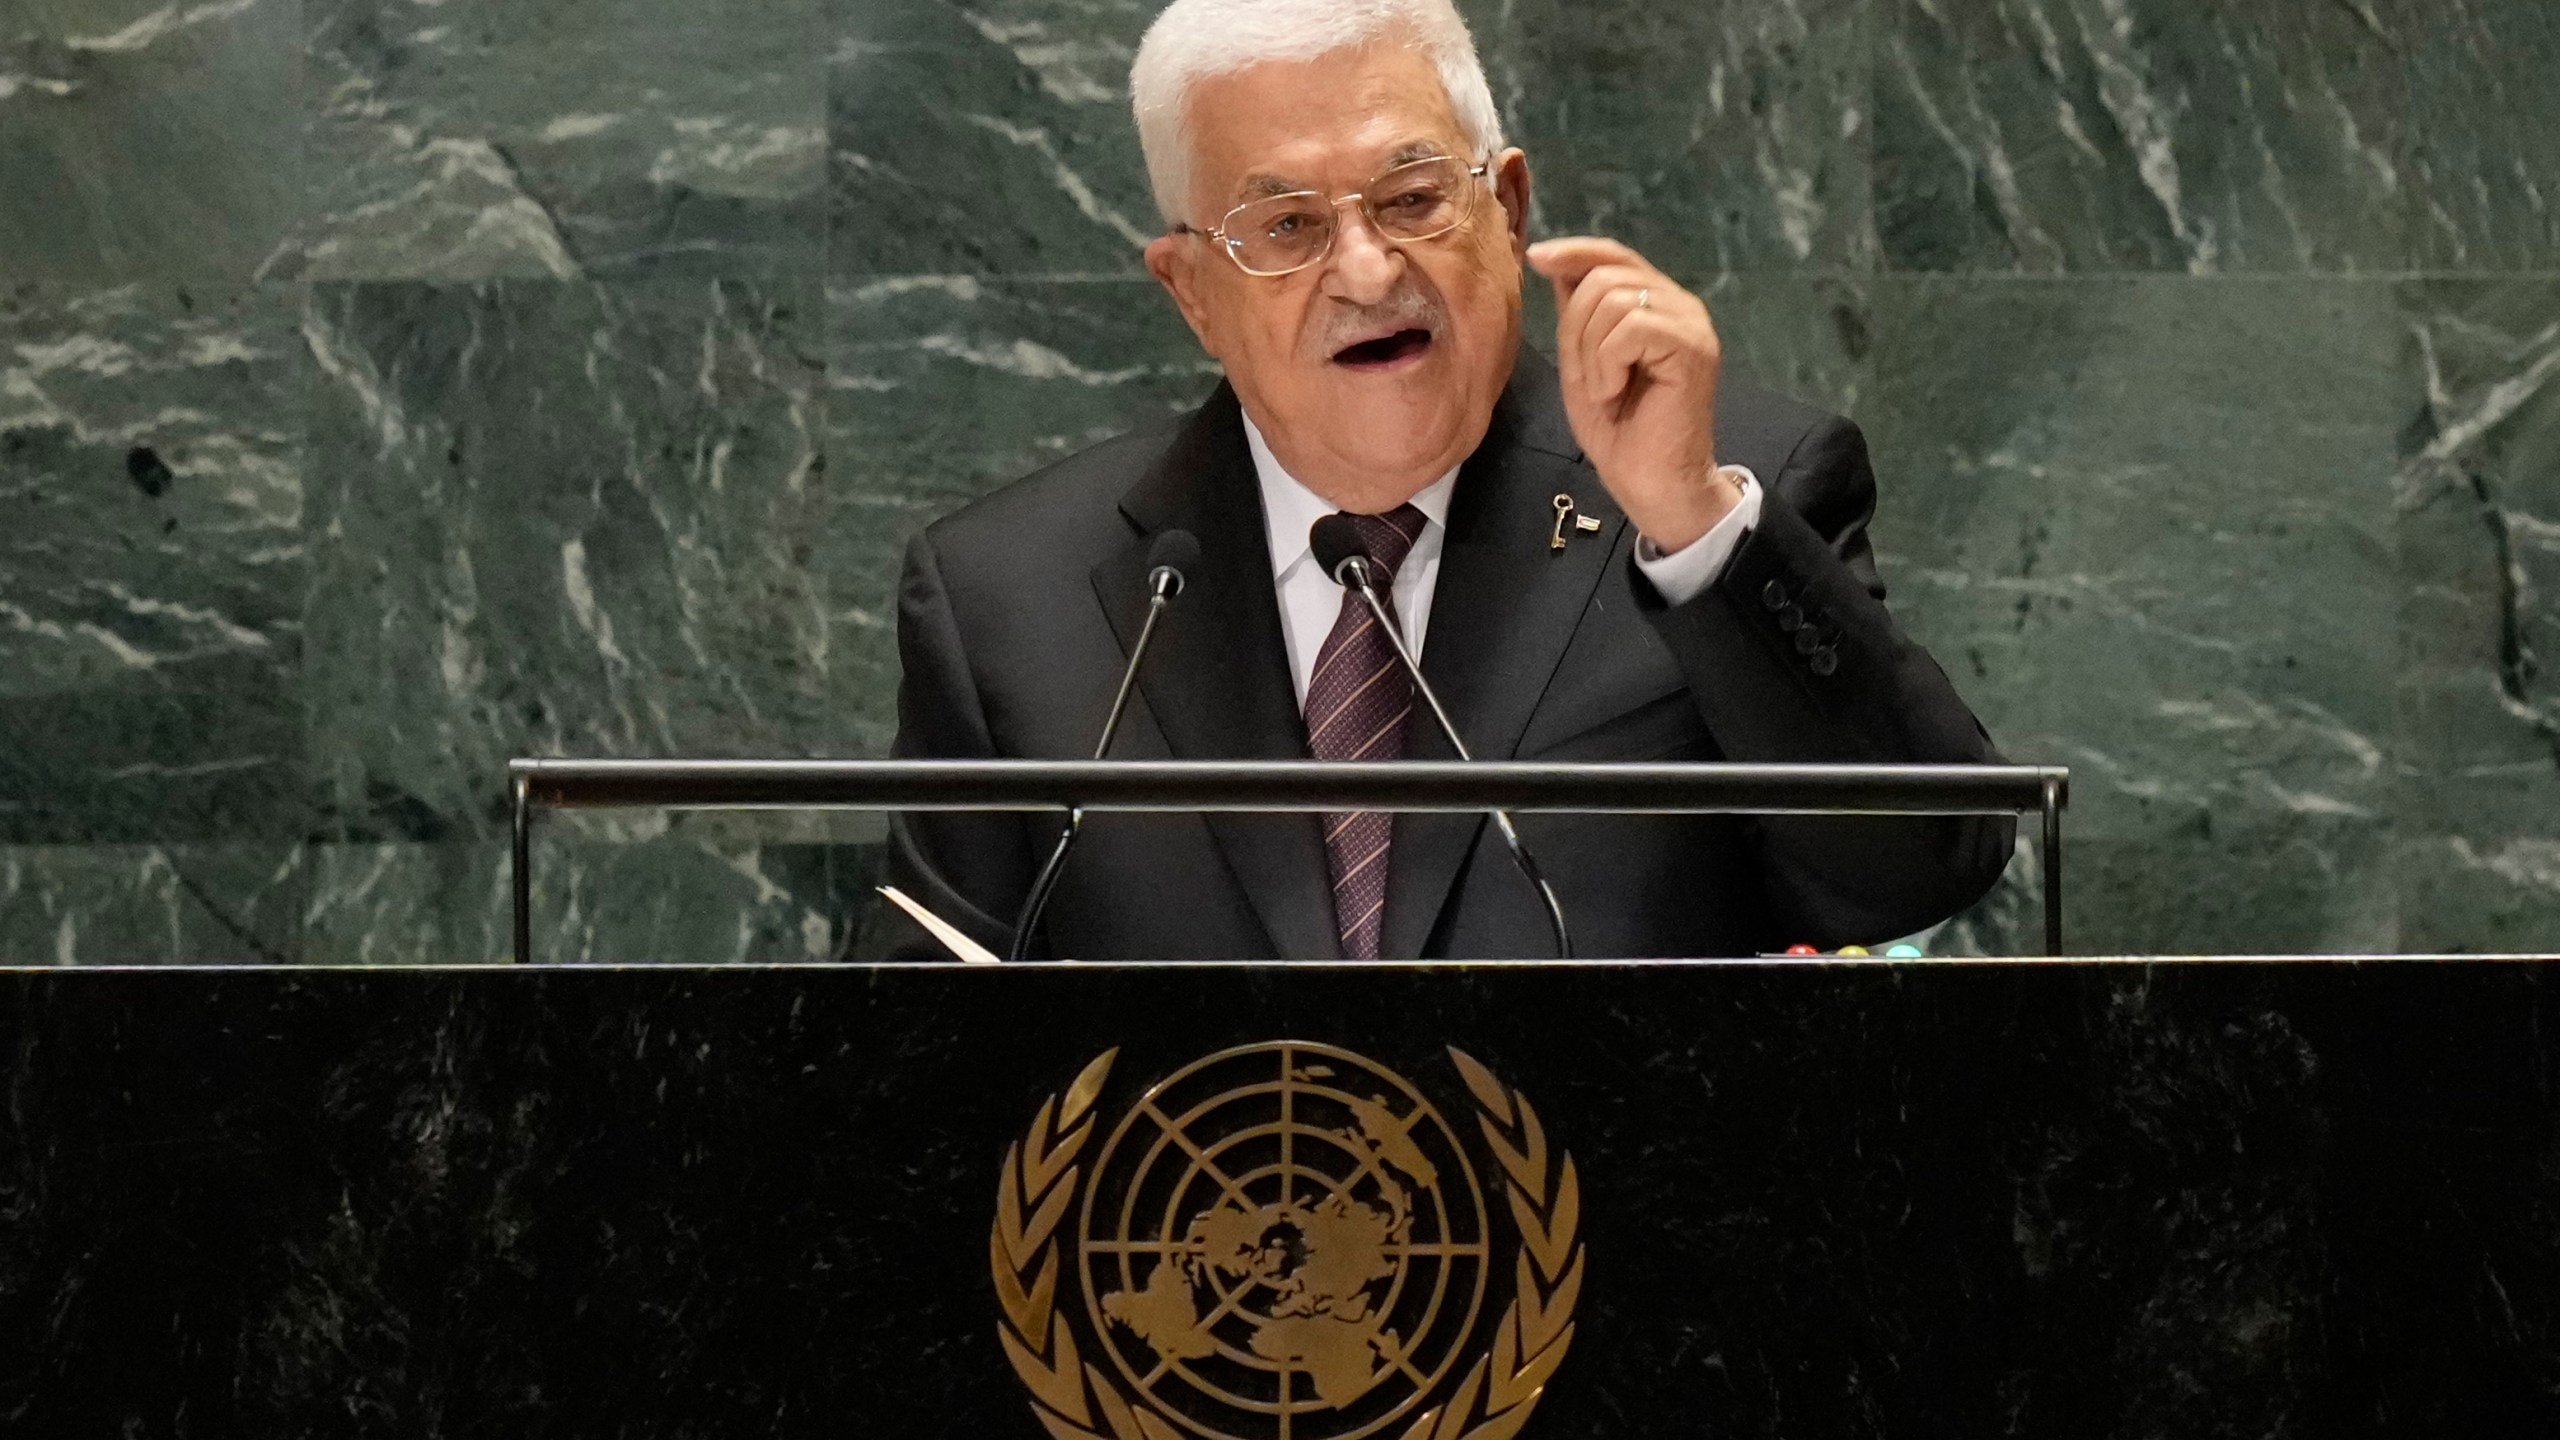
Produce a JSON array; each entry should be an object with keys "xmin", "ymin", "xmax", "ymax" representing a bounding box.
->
[{"xmin": 507, "ymin": 759, "xmax": 2071, "ymax": 963}]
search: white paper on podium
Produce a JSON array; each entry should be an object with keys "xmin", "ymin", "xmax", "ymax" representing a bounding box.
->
[{"xmin": 877, "ymin": 885, "xmax": 1003, "ymax": 964}]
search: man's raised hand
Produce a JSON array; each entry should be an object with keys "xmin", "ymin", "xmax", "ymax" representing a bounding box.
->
[{"xmin": 1526, "ymin": 237, "xmax": 1736, "ymax": 554}]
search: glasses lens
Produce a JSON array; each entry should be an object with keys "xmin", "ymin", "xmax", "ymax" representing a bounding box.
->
[
  {"xmin": 1227, "ymin": 195, "xmax": 1334, "ymax": 275},
  {"xmin": 1365, "ymin": 156, "xmax": 1472, "ymax": 241}
]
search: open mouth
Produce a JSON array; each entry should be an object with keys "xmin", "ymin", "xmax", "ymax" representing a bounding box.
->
[{"xmin": 1331, "ymin": 328, "xmax": 1434, "ymax": 369}]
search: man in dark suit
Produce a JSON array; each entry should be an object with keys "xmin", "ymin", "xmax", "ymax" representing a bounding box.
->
[{"xmin": 875, "ymin": 0, "xmax": 2011, "ymax": 960}]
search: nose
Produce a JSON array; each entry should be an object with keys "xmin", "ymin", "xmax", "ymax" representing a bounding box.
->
[{"xmin": 1320, "ymin": 201, "xmax": 1403, "ymax": 305}]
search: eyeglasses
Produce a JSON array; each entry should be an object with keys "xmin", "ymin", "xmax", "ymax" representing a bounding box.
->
[{"xmin": 1174, "ymin": 155, "xmax": 1493, "ymax": 278}]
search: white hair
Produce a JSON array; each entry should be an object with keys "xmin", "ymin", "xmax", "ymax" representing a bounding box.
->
[{"xmin": 1130, "ymin": 0, "xmax": 1508, "ymax": 226}]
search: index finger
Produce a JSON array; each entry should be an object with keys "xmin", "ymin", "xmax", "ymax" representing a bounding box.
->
[{"xmin": 1525, "ymin": 235, "xmax": 1653, "ymax": 291}]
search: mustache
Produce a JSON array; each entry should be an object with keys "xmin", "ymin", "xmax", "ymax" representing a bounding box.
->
[{"xmin": 1311, "ymin": 287, "xmax": 1446, "ymax": 354}]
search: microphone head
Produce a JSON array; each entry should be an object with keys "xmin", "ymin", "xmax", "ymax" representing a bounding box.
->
[
  {"xmin": 1308, "ymin": 514, "xmax": 1371, "ymax": 587},
  {"xmin": 1145, "ymin": 528, "xmax": 1200, "ymax": 597}
]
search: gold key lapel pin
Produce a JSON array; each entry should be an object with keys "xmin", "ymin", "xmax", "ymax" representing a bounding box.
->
[{"xmin": 1550, "ymin": 493, "xmax": 1605, "ymax": 552}]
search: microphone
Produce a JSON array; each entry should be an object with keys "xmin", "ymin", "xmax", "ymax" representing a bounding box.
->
[
  {"xmin": 1008, "ymin": 529, "xmax": 1200, "ymax": 961},
  {"xmin": 1307, "ymin": 516, "xmax": 1573, "ymax": 959}
]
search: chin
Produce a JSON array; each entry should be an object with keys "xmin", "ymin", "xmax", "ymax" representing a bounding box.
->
[
  {"xmin": 1320, "ymin": 357, "xmax": 1468, "ymax": 445},
  {"xmin": 1325, "ymin": 399, "xmax": 1465, "ymax": 480}
]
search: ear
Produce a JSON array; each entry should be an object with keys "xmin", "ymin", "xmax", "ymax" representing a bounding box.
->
[
  {"xmin": 1147, "ymin": 233, "xmax": 1223, "ymax": 360},
  {"xmin": 1492, "ymin": 147, "xmax": 1533, "ymax": 257}
]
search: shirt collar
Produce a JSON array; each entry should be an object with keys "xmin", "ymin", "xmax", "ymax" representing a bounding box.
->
[{"xmin": 1242, "ymin": 410, "xmax": 1459, "ymax": 580}]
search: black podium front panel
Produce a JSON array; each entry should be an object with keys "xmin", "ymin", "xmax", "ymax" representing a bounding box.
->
[{"xmin": 2, "ymin": 960, "xmax": 2555, "ymax": 1438}]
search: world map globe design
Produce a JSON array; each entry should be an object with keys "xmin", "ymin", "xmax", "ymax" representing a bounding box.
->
[{"xmin": 1078, "ymin": 1042, "xmax": 1492, "ymax": 1440}]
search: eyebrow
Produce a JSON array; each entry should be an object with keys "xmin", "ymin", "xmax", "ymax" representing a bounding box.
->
[
  {"xmin": 1228, "ymin": 141, "xmax": 1457, "ymax": 203},
  {"xmin": 1235, "ymin": 172, "xmax": 1305, "ymax": 201}
]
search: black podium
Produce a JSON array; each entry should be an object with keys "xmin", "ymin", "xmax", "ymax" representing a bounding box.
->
[{"xmin": 4, "ymin": 957, "xmax": 2556, "ymax": 1438}]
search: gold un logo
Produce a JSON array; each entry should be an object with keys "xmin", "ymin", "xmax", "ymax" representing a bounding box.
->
[{"xmin": 991, "ymin": 1042, "xmax": 1584, "ymax": 1440}]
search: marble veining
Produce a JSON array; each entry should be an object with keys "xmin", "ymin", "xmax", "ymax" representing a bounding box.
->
[
  {"xmin": 2393, "ymin": 280, "xmax": 2560, "ymax": 951},
  {"xmin": 0, "ymin": 842, "xmax": 306, "ymax": 963},
  {"xmin": 295, "ymin": 0, "xmax": 826, "ymax": 282},
  {"xmin": 0, "ymin": 0, "xmax": 302, "ymax": 287},
  {"xmin": 830, "ymin": 1, "xmax": 1157, "ymax": 278},
  {"xmin": 1864, "ymin": 278, "xmax": 2402, "ymax": 953},
  {"xmin": 2399, "ymin": 0, "xmax": 2560, "ymax": 269},
  {"xmin": 0, "ymin": 282, "xmax": 307, "ymax": 844},
  {"xmin": 1476, "ymin": 0, "xmax": 1876, "ymax": 277},
  {"xmin": 301, "ymin": 278, "xmax": 832, "ymax": 842},
  {"xmin": 1881, "ymin": 0, "xmax": 2422, "ymax": 273}
]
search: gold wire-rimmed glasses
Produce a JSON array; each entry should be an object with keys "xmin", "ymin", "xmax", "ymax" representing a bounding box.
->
[{"xmin": 1173, "ymin": 154, "xmax": 1493, "ymax": 277}]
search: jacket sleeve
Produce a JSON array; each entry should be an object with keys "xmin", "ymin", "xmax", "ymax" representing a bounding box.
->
[
  {"xmin": 1635, "ymin": 414, "xmax": 2017, "ymax": 947},
  {"xmin": 855, "ymin": 528, "xmax": 1036, "ymax": 962}
]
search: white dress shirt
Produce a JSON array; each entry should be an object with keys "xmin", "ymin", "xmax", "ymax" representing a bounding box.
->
[{"xmin": 1243, "ymin": 412, "xmax": 1766, "ymax": 704}]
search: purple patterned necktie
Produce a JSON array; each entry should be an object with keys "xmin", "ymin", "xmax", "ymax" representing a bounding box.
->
[{"xmin": 1302, "ymin": 505, "xmax": 1429, "ymax": 960}]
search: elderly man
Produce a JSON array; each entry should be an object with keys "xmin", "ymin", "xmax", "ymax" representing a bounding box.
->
[{"xmin": 877, "ymin": 0, "xmax": 2010, "ymax": 961}]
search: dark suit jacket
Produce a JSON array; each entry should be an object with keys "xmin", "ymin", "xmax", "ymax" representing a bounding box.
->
[{"xmin": 874, "ymin": 353, "xmax": 2012, "ymax": 960}]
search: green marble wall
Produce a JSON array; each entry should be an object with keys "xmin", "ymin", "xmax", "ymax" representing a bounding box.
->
[{"xmin": 2, "ymin": 0, "xmax": 2553, "ymax": 961}]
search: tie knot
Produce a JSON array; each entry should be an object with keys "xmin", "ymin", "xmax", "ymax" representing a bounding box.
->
[{"xmin": 1335, "ymin": 504, "xmax": 1428, "ymax": 582}]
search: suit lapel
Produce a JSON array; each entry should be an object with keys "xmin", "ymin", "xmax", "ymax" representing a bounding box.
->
[
  {"xmin": 1091, "ymin": 386, "xmax": 1341, "ymax": 960},
  {"xmin": 1381, "ymin": 355, "xmax": 1624, "ymax": 959}
]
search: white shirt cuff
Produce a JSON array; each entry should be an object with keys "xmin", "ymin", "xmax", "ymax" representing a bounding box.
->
[{"xmin": 1630, "ymin": 465, "xmax": 1763, "ymax": 604}]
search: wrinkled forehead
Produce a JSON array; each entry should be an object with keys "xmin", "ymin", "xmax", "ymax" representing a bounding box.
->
[
  {"xmin": 1183, "ymin": 42, "xmax": 1471, "ymax": 208},
  {"xmin": 1232, "ymin": 140, "xmax": 1459, "ymax": 202}
]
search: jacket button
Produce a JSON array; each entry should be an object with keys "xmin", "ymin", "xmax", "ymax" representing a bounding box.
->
[
  {"xmin": 1794, "ymin": 627, "xmax": 1822, "ymax": 656},
  {"xmin": 1761, "ymin": 580, "xmax": 1788, "ymax": 612},
  {"xmin": 1810, "ymin": 649, "xmax": 1839, "ymax": 677},
  {"xmin": 1778, "ymin": 605, "xmax": 1805, "ymax": 633}
]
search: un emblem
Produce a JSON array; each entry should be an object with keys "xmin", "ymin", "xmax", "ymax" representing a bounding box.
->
[{"xmin": 992, "ymin": 1043, "xmax": 1583, "ymax": 1440}]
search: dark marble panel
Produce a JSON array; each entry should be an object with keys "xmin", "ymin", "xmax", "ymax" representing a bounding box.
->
[
  {"xmin": 301, "ymin": 278, "xmax": 836, "ymax": 842},
  {"xmin": 2077, "ymin": 826, "xmax": 2397, "ymax": 956},
  {"xmin": 302, "ymin": 826, "xmax": 880, "ymax": 966},
  {"xmin": 2394, "ymin": 280, "xmax": 2560, "ymax": 953},
  {"xmin": 1932, "ymin": 828, "xmax": 2407, "ymax": 960},
  {"xmin": 521, "ymin": 826, "xmax": 878, "ymax": 965},
  {"xmin": 0, "ymin": 0, "xmax": 300, "ymax": 287},
  {"xmin": 296, "ymin": 0, "xmax": 824, "ymax": 282},
  {"xmin": 1477, "ymin": 0, "xmax": 1874, "ymax": 274},
  {"xmin": 1, "ymin": 962, "xmax": 2555, "ymax": 1434},
  {"xmin": 1935, "ymin": 817, "xmax": 2417, "ymax": 960},
  {"xmin": 840, "ymin": 0, "xmax": 1156, "ymax": 58},
  {"xmin": 2399, "ymin": 0, "xmax": 2560, "ymax": 269},
  {"xmin": 1863, "ymin": 277, "xmax": 2400, "ymax": 954},
  {"xmin": 0, "ymin": 281, "xmax": 308, "ymax": 842},
  {"xmin": 824, "ymin": 274, "xmax": 1218, "ymax": 751},
  {"xmin": 1700, "ymin": 271, "xmax": 1873, "ymax": 420},
  {"xmin": 0, "ymin": 844, "xmax": 306, "ymax": 963},
  {"xmin": 299, "ymin": 839, "xmax": 509, "ymax": 963},
  {"xmin": 830, "ymin": 3, "xmax": 1157, "ymax": 278},
  {"xmin": 1876, "ymin": 0, "xmax": 2405, "ymax": 273}
]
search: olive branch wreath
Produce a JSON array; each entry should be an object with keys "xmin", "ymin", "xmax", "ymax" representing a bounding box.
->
[
  {"xmin": 990, "ymin": 1046, "xmax": 1582, "ymax": 1440},
  {"xmin": 1396, "ymin": 1047, "xmax": 1584, "ymax": 1440}
]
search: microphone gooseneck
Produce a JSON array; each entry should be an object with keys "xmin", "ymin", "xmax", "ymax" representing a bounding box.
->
[
  {"xmin": 1008, "ymin": 528, "xmax": 1199, "ymax": 962},
  {"xmin": 1308, "ymin": 516, "xmax": 1574, "ymax": 959}
]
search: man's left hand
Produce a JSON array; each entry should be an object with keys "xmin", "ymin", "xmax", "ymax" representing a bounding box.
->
[{"xmin": 1527, "ymin": 237, "xmax": 1735, "ymax": 554}]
